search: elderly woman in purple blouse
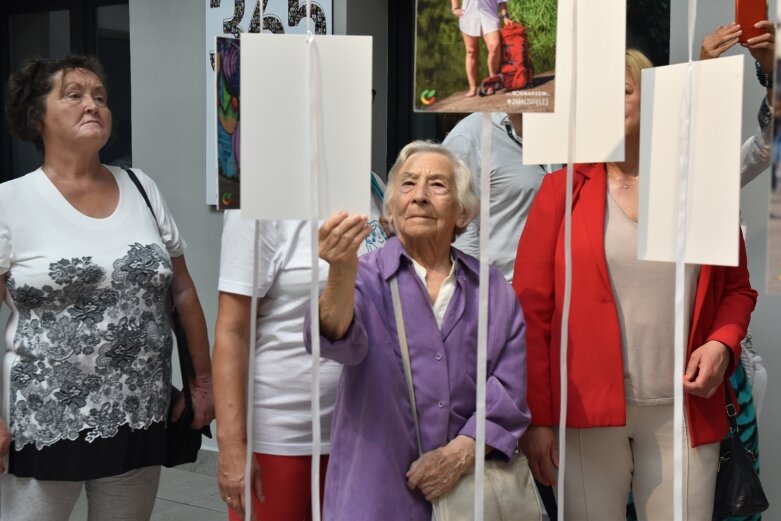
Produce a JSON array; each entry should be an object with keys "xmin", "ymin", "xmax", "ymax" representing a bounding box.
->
[{"xmin": 304, "ymin": 141, "xmax": 530, "ymax": 520}]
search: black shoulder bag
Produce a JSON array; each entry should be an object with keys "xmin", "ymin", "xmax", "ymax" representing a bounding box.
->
[
  {"xmin": 125, "ymin": 168, "xmax": 212, "ymax": 467},
  {"xmin": 712, "ymin": 383, "xmax": 769, "ymax": 518}
]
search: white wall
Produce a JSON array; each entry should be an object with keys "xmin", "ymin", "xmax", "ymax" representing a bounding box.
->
[
  {"xmin": 129, "ymin": 0, "xmax": 222, "ymax": 449},
  {"xmin": 128, "ymin": 0, "xmax": 388, "ymax": 451},
  {"xmin": 671, "ymin": 0, "xmax": 780, "ymax": 517}
]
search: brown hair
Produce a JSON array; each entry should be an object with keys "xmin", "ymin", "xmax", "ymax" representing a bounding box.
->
[{"xmin": 5, "ymin": 55, "xmax": 106, "ymax": 151}]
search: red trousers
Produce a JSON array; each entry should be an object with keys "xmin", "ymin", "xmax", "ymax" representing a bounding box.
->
[{"xmin": 228, "ymin": 453, "xmax": 328, "ymax": 521}]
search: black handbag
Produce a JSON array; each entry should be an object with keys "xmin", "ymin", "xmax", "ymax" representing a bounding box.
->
[
  {"xmin": 712, "ymin": 384, "xmax": 768, "ymax": 519},
  {"xmin": 125, "ymin": 168, "xmax": 212, "ymax": 467}
]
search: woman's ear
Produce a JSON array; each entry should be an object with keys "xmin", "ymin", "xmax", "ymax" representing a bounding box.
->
[{"xmin": 455, "ymin": 206, "xmax": 470, "ymax": 230}]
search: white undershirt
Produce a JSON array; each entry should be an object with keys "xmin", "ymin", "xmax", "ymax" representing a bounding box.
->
[{"xmin": 411, "ymin": 257, "xmax": 456, "ymax": 329}]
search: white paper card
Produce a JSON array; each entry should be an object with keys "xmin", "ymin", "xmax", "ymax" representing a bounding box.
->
[
  {"xmin": 522, "ymin": 0, "xmax": 626, "ymax": 165},
  {"xmin": 240, "ymin": 34, "xmax": 372, "ymax": 220},
  {"xmin": 638, "ymin": 56, "xmax": 743, "ymax": 267}
]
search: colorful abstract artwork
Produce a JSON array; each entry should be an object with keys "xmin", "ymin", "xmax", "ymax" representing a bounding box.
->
[{"xmin": 216, "ymin": 36, "xmax": 241, "ymax": 210}]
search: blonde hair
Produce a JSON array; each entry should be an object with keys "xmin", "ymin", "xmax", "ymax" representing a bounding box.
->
[
  {"xmin": 626, "ymin": 48, "xmax": 653, "ymax": 87},
  {"xmin": 383, "ymin": 140, "xmax": 478, "ymax": 238}
]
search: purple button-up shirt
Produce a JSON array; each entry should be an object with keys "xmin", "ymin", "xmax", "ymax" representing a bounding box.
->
[{"xmin": 305, "ymin": 237, "xmax": 530, "ymax": 521}]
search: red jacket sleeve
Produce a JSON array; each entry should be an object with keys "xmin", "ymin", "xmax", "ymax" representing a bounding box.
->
[
  {"xmin": 512, "ymin": 174, "xmax": 560, "ymax": 426},
  {"xmin": 706, "ymin": 233, "xmax": 758, "ymax": 374}
]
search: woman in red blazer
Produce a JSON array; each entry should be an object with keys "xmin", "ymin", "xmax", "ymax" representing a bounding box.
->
[{"xmin": 513, "ymin": 50, "xmax": 758, "ymax": 520}]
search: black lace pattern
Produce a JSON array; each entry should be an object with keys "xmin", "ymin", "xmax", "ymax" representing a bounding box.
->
[{"xmin": 7, "ymin": 243, "xmax": 173, "ymax": 450}]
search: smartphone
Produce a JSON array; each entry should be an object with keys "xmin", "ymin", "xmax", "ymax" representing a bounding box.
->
[{"xmin": 736, "ymin": 0, "xmax": 768, "ymax": 43}]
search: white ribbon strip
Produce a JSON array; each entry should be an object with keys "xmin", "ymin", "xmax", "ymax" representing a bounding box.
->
[
  {"xmin": 245, "ymin": 220, "xmax": 260, "ymax": 521},
  {"xmin": 308, "ymin": 17, "xmax": 323, "ymax": 521},
  {"xmin": 473, "ymin": 112, "xmax": 493, "ymax": 521},
  {"xmin": 673, "ymin": 1, "xmax": 697, "ymax": 519},
  {"xmin": 557, "ymin": 0, "xmax": 578, "ymax": 519}
]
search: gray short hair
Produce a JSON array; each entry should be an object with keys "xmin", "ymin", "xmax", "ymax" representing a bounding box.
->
[{"xmin": 383, "ymin": 140, "xmax": 479, "ymax": 238}]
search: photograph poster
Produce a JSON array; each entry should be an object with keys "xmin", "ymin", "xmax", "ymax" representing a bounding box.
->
[
  {"xmin": 414, "ymin": 0, "xmax": 557, "ymax": 113},
  {"xmin": 205, "ymin": 0, "xmax": 333, "ymax": 206}
]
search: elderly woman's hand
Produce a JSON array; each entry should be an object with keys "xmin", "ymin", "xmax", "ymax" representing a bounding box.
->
[
  {"xmin": 683, "ymin": 340, "xmax": 731, "ymax": 398},
  {"xmin": 0, "ymin": 418, "xmax": 10, "ymax": 473},
  {"xmin": 319, "ymin": 212, "xmax": 370, "ymax": 271},
  {"xmin": 405, "ymin": 435, "xmax": 475, "ymax": 501},
  {"xmin": 700, "ymin": 23, "xmax": 742, "ymax": 60}
]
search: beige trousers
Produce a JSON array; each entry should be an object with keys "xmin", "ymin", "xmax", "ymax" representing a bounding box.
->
[{"xmin": 563, "ymin": 404, "xmax": 719, "ymax": 521}]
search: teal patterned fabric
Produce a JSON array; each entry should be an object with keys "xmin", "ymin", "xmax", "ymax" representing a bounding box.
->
[
  {"xmin": 625, "ymin": 362, "xmax": 760, "ymax": 521},
  {"xmin": 719, "ymin": 362, "xmax": 761, "ymax": 521}
]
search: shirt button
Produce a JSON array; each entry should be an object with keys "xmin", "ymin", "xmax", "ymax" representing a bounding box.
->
[
  {"xmin": 435, "ymin": 353, "xmax": 443, "ymax": 361},
  {"xmin": 438, "ymin": 401, "xmax": 446, "ymax": 408}
]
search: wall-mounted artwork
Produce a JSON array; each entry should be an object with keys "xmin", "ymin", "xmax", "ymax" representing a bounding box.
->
[
  {"xmin": 414, "ymin": 0, "xmax": 557, "ymax": 113},
  {"xmin": 205, "ymin": 0, "xmax": 333, "ymax": 206},
  {"xmin": 216, "ymin": 37, "xmax": 241, "ymax": 210}
]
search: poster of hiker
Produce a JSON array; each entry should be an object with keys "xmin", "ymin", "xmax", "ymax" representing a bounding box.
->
[{"xmin": 414, "ymin": 0, "xmax": 557, "ymax": 113}]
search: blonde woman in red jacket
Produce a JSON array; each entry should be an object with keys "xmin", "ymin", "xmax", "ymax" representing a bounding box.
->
[{"xmin": 513, "ymin": 49, "xmax": 758, "ymax": 520}]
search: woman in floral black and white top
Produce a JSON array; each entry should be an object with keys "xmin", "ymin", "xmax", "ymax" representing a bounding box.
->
[{"xmin": 0, "ymin": 55, "xmax": 214, "ymax": 520}]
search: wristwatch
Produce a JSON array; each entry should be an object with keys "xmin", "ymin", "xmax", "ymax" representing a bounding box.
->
[{"xmin": 754, "ymin": 60, "xmax": 773, "ymax": 88}]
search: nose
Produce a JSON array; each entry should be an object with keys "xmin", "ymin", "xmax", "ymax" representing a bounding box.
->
[
  {"xmin": 411, "ymin": 182, "xmax": 429, "ymax": 203},
  {"xmin": 83, "ymin": 95, "xmax": 100, "ymax": 112}
]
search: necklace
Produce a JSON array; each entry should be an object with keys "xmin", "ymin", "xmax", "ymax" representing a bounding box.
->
[{"xmin": 611, "ymin": 174, "xmax": 638, "ymax": 190}]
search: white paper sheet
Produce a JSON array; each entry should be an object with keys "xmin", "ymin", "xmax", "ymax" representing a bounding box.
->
[
  {"xmin": 239, "ymin": 34, "xmax": 372, "ymax": 219},
  {"xmin": 638, "ymin": 55, "xmax": 743, "ymax": 266},
  {"xmin": 522, "ymin": 0, "xmax": 625, "ymax": 165}
]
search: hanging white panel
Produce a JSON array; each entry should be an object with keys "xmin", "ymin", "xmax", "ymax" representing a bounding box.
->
[
  {"xmin": 522, "ymin": 0, "xmax": 625, "ymax": 165},
  {"xmin": 239, "ymin": 34, "xmax": 372, "ymax": 219},
  {"xmin": 638, "ymin": 55, "xmax": 743, "ymax": 267}
]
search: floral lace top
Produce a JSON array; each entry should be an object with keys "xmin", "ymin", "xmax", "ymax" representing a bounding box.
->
[{"xmin": 0, "ymin": 167, "xmax": 186, "ymax": 477}]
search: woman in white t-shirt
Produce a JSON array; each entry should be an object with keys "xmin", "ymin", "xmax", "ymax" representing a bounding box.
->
[
  {"xmin": 213, "ymin": 183, "xmax": 386, "ymax": 520},
  {"xmin": 0, "ymin": 55, "xmax": 214, "ymax": 520}
]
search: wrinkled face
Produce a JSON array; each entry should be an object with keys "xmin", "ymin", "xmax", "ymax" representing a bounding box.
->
[
  {"xmin": 625, "ymin": 70, "xmax": 641, "ymax": 138},
  {"xmin": 40, "ymin": 68, "xmax": 112, "ymax": 151},
  {"xmin": 389, "ymin": 152, "xmax": 465, "ymax": 245}
]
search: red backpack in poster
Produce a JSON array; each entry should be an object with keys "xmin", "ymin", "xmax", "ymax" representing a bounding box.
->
[
  {"xmin": 500, "ymin": 21, "xmax": 533, "ymax": 90},
  {"xmin": 479, "ymin": 21, "xmax": 533, "ymax": 95}
]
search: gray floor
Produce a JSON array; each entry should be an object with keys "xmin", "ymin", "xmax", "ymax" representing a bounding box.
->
[{"xmin": 67, "ymin": 451, "xmax": 227, "ymax": 521}]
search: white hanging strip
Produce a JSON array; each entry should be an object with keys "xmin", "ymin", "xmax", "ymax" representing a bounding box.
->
[
  {"xmin": 307, "ymin": 3, "xmax": 324, "ymax": 518},
  {"xmin": 557, "ymin": 0, "xmax": 578, "ymax": 519},
  {"xmin": 245, "ymin": 220, "xmax": 260, "ymax": 521},
  {"xmin": 244, "ymin": 9, "xmax": 263, "ymax": 521},
  {"xmin": 473, "ymin": 112, "xmax": 493, "ymax": 521},
  {"xmin": 673, "ymin": 1, "xmax": 697, "ymax": 520}
]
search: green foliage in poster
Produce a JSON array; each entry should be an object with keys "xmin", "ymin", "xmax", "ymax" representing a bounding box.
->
[{"xmin": 415, "ymin": 0, "xmax": 556, "ymax": 105}]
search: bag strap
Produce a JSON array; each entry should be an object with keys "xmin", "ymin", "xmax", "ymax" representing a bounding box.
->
[
  {"xmin": 724, "ymin": 382, "xmax": 738, "ymax": 434},
  {"xmin": 390, "ymin": 275, "xmax": 424, "ymax": 457},
  {"xmin": 124, "ymin": 168, "xmax": 195, "ymax": 407}
]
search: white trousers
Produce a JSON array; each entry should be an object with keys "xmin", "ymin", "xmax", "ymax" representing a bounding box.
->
[
  {"xmin": 563, "ymin": 405, "xmax": 719, "ymax": 521},
  {"xmin": 0, "ymin": 465, "xmax": 161, "ymax": 521}
]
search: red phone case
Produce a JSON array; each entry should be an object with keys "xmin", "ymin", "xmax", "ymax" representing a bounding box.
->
[{"xmin": 736, "ymin": 0, "xmax": 768, "ymax": 43}]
